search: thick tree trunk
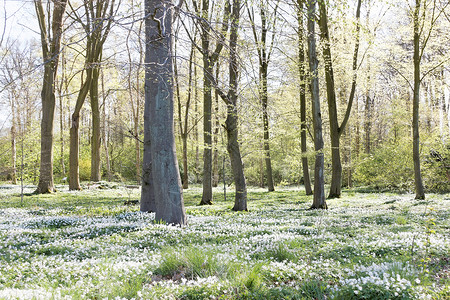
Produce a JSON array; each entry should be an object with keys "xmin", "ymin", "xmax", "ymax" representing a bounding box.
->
[
  {"xmin": 143, "ymin": 0, "xmax": 186, "ymax": 225},
  {"xmin": 297, "ymin": 0, "xmax": 312, "ymax": 195},
  {"xmin": 34, "ymin": 0, "xmax": 67, "ymax": 194},
  {"xmin": 140, "ymin": 105, "xmax": 156, "ymax": 211},
  {"xmin": 36, "ymin": 66, "xmax": 57, "ymax": 193},
  {"xmin": 226, "ymin": 106, "xmax": 247, "ymax": 211},
  {"xmin": 90, "ymin": 67, "xmax": 101, "ymax": 182},
  {"xmin": 307, "ymin": 0, "xmax": 327, "ymax": 209},
  {"xmin": 413, "ymin": 0, "xmax": 425, "ymax": 199}
]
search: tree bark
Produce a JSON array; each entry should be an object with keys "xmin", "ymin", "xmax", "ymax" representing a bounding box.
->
[
  {"xmin": 90, "ymin": 67, "xmax": 102, "ymax": 181},
  {"xmin": 212, "ymin": 65, "xmax": 220, "ymax": 188},
  {"xmin": 413, "ymin": 0, "xmax": 425, "ymax": 199},
  {"xmin": 142, "ymin": 0, "xmax": 187, "ymax": 225},
  {"xmin": 34, "ymin": 0, "xmax": 67, "ymax": 194},
  {"xmin": 307, "ymin": 0, "xmax": 326, "ymax": 209},
  {"xmin": 297, "ymin": 0, "xmax": 312, "ymax": 195},
  {"xmin": 11, "ymin": 115, "xmax": 17, "ymax": 185}
]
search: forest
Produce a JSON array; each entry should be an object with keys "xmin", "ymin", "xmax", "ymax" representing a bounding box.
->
[{"xmin": 0, "ymin": 0, "xmax": 449, "ymax": 299}]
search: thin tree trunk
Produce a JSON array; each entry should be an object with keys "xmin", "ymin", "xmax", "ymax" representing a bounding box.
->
[
  {"xmin": 201, "ymin": 61, "xmax": 214, "ymax": 205},
  {"xmin": 413, "ymin": 0, "xmax": 425, "ymax": 199},
  {"xmin": 101, "ymin": 71, "xmax": 112, "ymax": 182},
  {"xmin": 90, "ymin": 67, "xmax": 101, "ymax": 181},
  {"xmin": 59, "ymin": 48, "xmax": 66, "ymax": 177},
  {"xmin": 307, "ymin": 0, "xmax": 326, "ymax": 209},
  {"xmin": 11, "ymin": 110, "xmax": 17, "ymax": 185},
  {"xmin": 297, "ymin": 0, "xmax": 312, "ymax": 195},
  {"xmin": 262, "ymin": 65, "xmax": 275, "ymax": 192},
  {"xmin": 212, "ymin": 64, "xmax": 220, "ymax": 188}
]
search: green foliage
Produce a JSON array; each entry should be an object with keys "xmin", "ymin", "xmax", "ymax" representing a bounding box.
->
[
  {"xmin": 422, "ymin": 139, "xmax": 450, "ymax": 193},
  {"xmin": 353, "ymin": 138, "xmax": 414, "ymax": 191}
]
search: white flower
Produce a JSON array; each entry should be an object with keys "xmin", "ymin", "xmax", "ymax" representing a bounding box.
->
[{"xmin": 415, "ymin": 278, "xmax": 420, "ymax": 284}]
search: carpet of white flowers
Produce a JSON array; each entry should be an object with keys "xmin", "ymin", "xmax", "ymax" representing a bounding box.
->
[{"xmin": 0, "ymin": 184, "xmax": 448, "ymax": 299}]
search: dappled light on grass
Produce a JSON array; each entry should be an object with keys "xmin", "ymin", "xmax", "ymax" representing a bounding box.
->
[{"xmin": 0, "ymin": 185, "xmax": 449, "ymax": 299}]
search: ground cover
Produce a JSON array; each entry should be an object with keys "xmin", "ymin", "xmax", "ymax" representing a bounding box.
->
[{"xmin": 0, "ymin": 184, "xmax": 449, "ymax": 299}]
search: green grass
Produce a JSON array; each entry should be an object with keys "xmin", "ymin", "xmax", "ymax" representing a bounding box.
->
[{"xmin": 0, "ymin": 183, "xmax": 449, "ymax": 299}]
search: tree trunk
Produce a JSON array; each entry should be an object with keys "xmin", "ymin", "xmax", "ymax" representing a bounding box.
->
[
  {"xmin": 297, "ymin": 0, "xmax": 312, "ymax": 195},
  {"xmin": 318, "ymin": 0, "xmax": 361, "ymax": 198},
  {"xmin": 143, "ymin": 0, "xmax": 187, "ymax": 225},
  {"xmin": 201, "ymin": 62, "xmax": 214, "ymax": 205},
  {"xmin": 69, "ymin": 72, "xmax": 92, "ymax": 191},
  {"xmin": 212, "ymin": 65, "xmax": 220, "ymax": 188},
  {"xmin": 69, "ymin": 114, "xmax": 82, "ymax": 190},
  {"xmin": 227, "ymin": 0, "xmax": 247, "ymax": 211},
  {"xmin": 101, "ymin": 71, "xmax": 112, "ymax": 182},
  {"xmin": 90, "ymin": 67, "xmax": 101, "ymax": 182},
  {"xmin": 34, "ymin": 0, "xmax": 67, "ymax": 194},
  {"xmin": 140, "ymin": 101, "xmax": 156, "ymax": 211},
  {"xmin": 36, "ymin": 62, "xmax": 57, "ymax": 193},
  {"xmin": 307, "ymin": 0, "xmax": 326, "ymax": 209},
  {"xmin": 59, "ymin": 50, "xmax": 66, "ymax": 177},
  {"xmin": 413, "ymin": 0, "xmax": 425, "ymax": 199},
  {"xmin": 318, "ymin": 1, "xmax": 341, "ymax": 199},
  {"xmin": 198, "ymin": 0, "xmax": 230, "ymax": 205},
  {"xmin": 11, "ymin": 122, "xmax": 17, "ymax": 185},
  {"xmin": 261, "ymin": 64, "xmax": 275, "ymax": 192},
  {"xmin": 226, "ymin": 105, "xmax": 247, "ymax": 211}
]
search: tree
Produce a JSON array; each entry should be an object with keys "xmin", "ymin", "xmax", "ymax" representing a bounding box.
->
[
  {"xmin": 412, "ymin": 0, "xmax": 425, "ymax": 199},
  {"xmin": 307, "ymin": 0, "xmax": 326, "ymax": 209},
  {"xmin": 296, "ymin": 0, "xmax": 312, "ymax": 195},
  {"xmin": 34, "ymin": 0, "xmax": 68, "ymax": 194},
  {"xmin": 193, "ymin": 0, "xmax": 230, "ymax": 205},
  {"xmin": 141, "ymin": 0, "xmax": 187, "ymax": 225},
  {"xmin": 317, "ymin": 0, "xmax": 362, "ymax": 198},
  {"xmin": 208, "ymin": 0, "xmax": 247, "ymax": 211},
  {"xmin": 68, "ymin": 0, "xmax": 117, "ymax": 190},
  {"xmin": 247, "ymin": 0, "xmax": 279, "ymax": 192}
]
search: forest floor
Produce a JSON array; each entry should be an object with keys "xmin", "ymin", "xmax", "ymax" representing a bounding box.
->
[{"xmin": 0, "ymin": 183, "xmax": 449, "ymax": 299}]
